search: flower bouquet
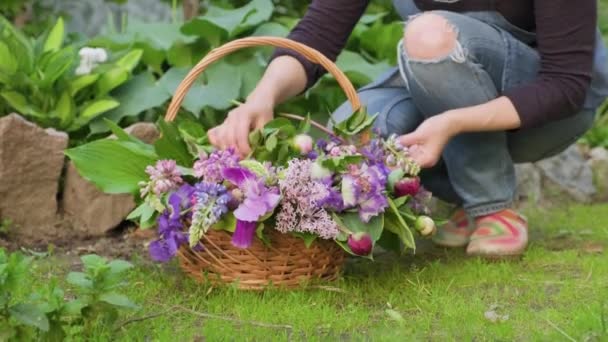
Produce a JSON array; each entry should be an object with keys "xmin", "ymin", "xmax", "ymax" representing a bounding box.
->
[{"xmin": 66, "ymin": 37, "xmax": 437, "ymax": 289}]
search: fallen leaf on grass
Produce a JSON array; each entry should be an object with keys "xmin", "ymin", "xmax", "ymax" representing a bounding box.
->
[
  {"xmin": 385, "ymin": 309, "xmax": 405, "ymax": 323},
  {"xmin": 581, "ymin": 242, "xmax": 604, "ymax": 254}
]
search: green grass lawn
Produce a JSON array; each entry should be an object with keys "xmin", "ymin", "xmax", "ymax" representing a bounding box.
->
[{"xmin": 26, "ymin": 204, "xmax": 608, "ymax": 341}]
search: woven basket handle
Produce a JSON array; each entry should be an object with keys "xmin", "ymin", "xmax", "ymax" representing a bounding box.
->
[{"xmin": 164, "ymin": 36, "xmax": 361, "ymax": 122}]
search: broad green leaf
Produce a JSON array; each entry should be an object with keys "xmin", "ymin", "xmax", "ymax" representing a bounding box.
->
[
  {"xmin": 336, "ymin": 50, "xmax": 390, "ymax": 84},
  {"xmin": 65, "ymin": 139, "xmax": 158, "ymax": 194},
  {"xmin": 70, "ymin": 99, "xmax": 121, "ymax": 131},
  {"xmin": 90, "ymin": 71, "xmax": 170, "ymax": 135},
  {"xmin": 100, "ymin": 292, "xmax": 138, "ymax": 309},
  {"xmin": 115, "ymin": 49, "xmax": 143, "ymax": 72},
  {"xmin": 214, "ymin": 213, "xmax": 237, "ymax": 232},
  {"xmin": 238, "ymin": 57, "xmax": 265, "ymax": 98},
  {"xmin": 360, "ymin": 12, "xmax": 388, "ymax": 24},
  {"xmin": 43, "ymin": 17, "xmax": 64, "ymax": 52},
  {"xmin": 360, "ymin": 21, "xmax": 403, "ymax": 64},
  {"xmin": 81, "ymin": 254, "xmax": 107, "ymax": 269},
  {"xmin": 252, "ymin": 22, "xmax": 289, "ymax": 37},
  {"xmin": 159, "ymin": 63, "xmax": 241, "ymax": 112},
  {"xmin": 127, "ymin": 21, "xmax": 196, "ymax": 51},
  {"xmin": 388, "ymin": 169, "xmax": 405, "ymax": 192},
  {"xmin": 96, "ymin": 67, "xmax": 129, "ymax": 95},
  {"xmin": 0, "ymin": 41, "xmax": 17, "ymax": 75},
  {"xmin": 154, "ymin": 120, "xmax": 193, "ymax": 165},
  {"xmin": 69, "ymin": 74, "xmax": 100, "ymax": 96},
  {"xmin": 55, "ymin": 90, "xmax": 74, "ymax": 128},
  {"xmin": 181, "ymin": 20, "xmax": 225, "ymax": 47},
  {"xmin": 183, "ymin": 0, "xmax": 273, "ymax": 38},
  {"xmin": 376, "ymin": 229, "xmax": 402, "ymax": 254},
  {"xmin": 265, "ymin": 133, "xmax": 278, "ymax": 151},
  {"xmin": 63, "ymin": 299, "xmax": 86, "ymax": 316},
  {"xmin": 0, "ymin": 16, "xmax": 34, "ymax": 73},
  {"xmin": 385, "ymin": 308, "xmax": 405, "ymax": 323},
  {"xmin": 167, "ymin": 41, "xmax": 194, "ymax": 68},
  {"xmin": 66, "ymin": 272, "xmax": 92, "ymax": 289},
  {"xmin": 9, "ymin": 303, "xmax": 50, "ymax": 331},
  {"xmin": 107, "ymin": 260, "xmax": 133, "ymax": 275}
]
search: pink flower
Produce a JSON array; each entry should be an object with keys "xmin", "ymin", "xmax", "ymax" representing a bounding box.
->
[
  {"xmin": 293, "ymin": 134, "xmax": 314, "ymax": 155},
  {"xmin": 142, "ymin": 160, "xmax": 183, "ymax": 196},
  {"xmin": 347, "ymin": 232, "xmax": 373, "ymax": 255}
]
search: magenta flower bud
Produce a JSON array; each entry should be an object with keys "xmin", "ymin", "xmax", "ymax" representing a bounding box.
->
[
  {"xmin": 415, "ymin": 216, "xmax": 436, "ymax": 236},
  {"xmin": 348, "ymin": 232, "xmax": 373, "ymax": 256},
  {"xmin": 293, "ymin": 134, "xmax": 314, "ymax": 155},
  {"xmin": 394, "ymin": 176, "xmax": 421, "ymax": 197}
]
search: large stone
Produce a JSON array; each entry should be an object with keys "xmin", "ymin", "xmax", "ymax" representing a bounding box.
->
[
  {"xmin": 514, "ymin": 163, "xmax": 542, "ymax": 203},
  {"xmin": 536, "ymin": 145, "xmax": 596, "ymax": 202},
  {"xmin": 62, "ymin": 123, "xmax": 159, "ymax": 235},
  {"xmin": 589, "ymin": 147, "xmax": 608, "ymax": 202},
  {"xmin": 0, "ymin": 114, "xmax": 68, "ymax": 233}
]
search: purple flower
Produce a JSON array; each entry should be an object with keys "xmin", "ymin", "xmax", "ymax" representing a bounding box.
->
[
  {"xmin": 149, "ymin": 210, "xmax": 187, "ymax": 262},
  {"xmin": 193, "ymin": 149, "xmax": 239, "ymax": 183},
  {"xmin": 168, "ymin": 184, "xmax": 195, "ymax": 219},
  {"xmin": 222, "ymin": 167, "xmax": 280, "ymax": 222},
  {"xmin": 360, "ymin": 138, "xmax": 386, "ymax": 165},
  {"xmin": 408, "ymin": 186, "xmax": 433, "ymax": 215},
  {"xmin": 275, "ymin": 159, "xmax": 340, "ymax": 239},
  {"xmin": 347, "ymin": 232, "xmax": 373, "ymax": 256},
  {"xmin": 188, "ymin": 182, "xmax": 231, "ymax": 246},
  {"xmin": 341, "ymin": 164, "xmax": 388, "ymax": 222},
  {"xmin": 141, "ymin": 160, "xmax": 183, "ymax": 197},
  {"xmin": 232, "ymin": 220, "xmax": 257, "ymax": 249}
]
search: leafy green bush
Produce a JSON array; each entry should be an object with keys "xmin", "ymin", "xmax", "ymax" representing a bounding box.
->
[
  {"xmin": 0, "ymin": 16, "xmax": 142, "ymax": 135},
  {"xmin": 83, "ymin": 0, "xmax": 402, "ymax": 135},
  {"xmin": 0, "ymin": 249, "xmax": 137, "ymax": 341}
]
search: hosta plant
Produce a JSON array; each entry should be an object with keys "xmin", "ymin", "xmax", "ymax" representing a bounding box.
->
[
  {"xmin": 0, "ymin": 16, "xmax": 142, "ymax": 133},
  {"xmin": 67, "ymin": 109, "xmax": 439, "ymax": 262}
]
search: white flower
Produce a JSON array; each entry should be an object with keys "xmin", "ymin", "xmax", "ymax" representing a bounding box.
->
[{"xmin": 76, "ymin": 47, "xmax": 108, "ymax": 75}]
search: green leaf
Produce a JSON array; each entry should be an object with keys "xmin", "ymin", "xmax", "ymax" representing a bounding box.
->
[
  {"xmin": 252, "ymin": 22, "xmax": 289, "ymax": 37},
  {"xmin": 336, "ymin": 212, "xmax": 384, "ymax": 242},
  {"xmin": 184, "ymin": 0, "xmax": 273, "ymax": 38},
  {"xmin": 159, "ymin": 62, "xmax": 242, "ymax": 112},
  {"xmin": 96, "ymin": 67, "xmax": 129, "ymax": 95},
  {"xmin": 63, "ymin": 299, "xmax": 86, "ymax": 316},
  {"xmin": 376, "ymin": 229, "xmax": 402, "ymax": 254},
  {"xmin": 127, "ymin": 21, "xmax": 196, "ymax": 51},
  {"xmin": 90, "ymin": 71, "xmax": 170, "ymax": 135},
  {"xmin": 70, "ymin": 99, "xmax": 120, "ymax": 131},
  {"xmin": 335, "ymin": 50, "xmax": 390, "ymax": 84},
  {"xmin": 115, "ymin": 49, "xmax": 143, "ymax": 72},
  {"xmin": 239, "ymin": 160, "xmax": 268, "ymax": 177},
  {"xmin": 167, "ymin": 41, "xmax": 194, "ymax": 68},
  {"xmin": 214, "ymin": 213, "xmax": 237, "ymax": 232},
  {"xmin": 360, "ymin": 21, "xmax": 404, "ymax": 64},
  {"xmin": 0, "ymin": 41, "xmax": 17, "ymax": 75},
  {"xmin": 386, "ymin": 198, "xmax": 416, "ymax": 251},
  {"xmin": 100, "ymin": 292, "xmax": 138, "ymax": 309},
  {"xmin": 388, "ymin": 169, "xmax": 405, "ymax": 192},
  {"xmin": 265, "ymin": 133, "xmax": 278, "ymax": 151},
  {"xmin": 43, "ymin": 17, "xmax": 64, "ymax": 52},
  {"xmin": 1, "ymin": 91, "xmax": 43, "ymax": 117},
  {"xmin": 154, "ymin": 120, "xmax": 193, "ymax": 166},
  {"xmin": 66, "ymin": 272, "xmax": 92, "ymax": 289},
  {"xmin": 238, "ymin": 57, "xmax": 265, "ymax": 98},
  {"xmin": 9, "ymin": 303, "xmax": 50, "ymax": 331},
  {"xmin": 69, "ymin": 74, "xmax": 100, "ymax": 96},
  {"xmin": 65, "ymin": 139, "xmax": 158, "ymax": 194},
  {"xmin": 40, "ymin": 47, "xmax": 75, "ymax": 88},
  {"xmin": 55, "ymin": 90, "xmax": 74, "ymax": 128},
  {"xmin": 107, "ymin": 260, "xmax": 133, "ymax": 275},
  {"xmin": 385, "ymin": 308, "xmax": 405, "ymax": 324},
  {"xmin": 293, "ymin": 232, "xmax": 317, "ymax": 248}
]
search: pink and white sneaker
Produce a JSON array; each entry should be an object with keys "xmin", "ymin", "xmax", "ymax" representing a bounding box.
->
[{"xmin": 466, "ymin": 209, "xmax": 528, "ymax": 259}]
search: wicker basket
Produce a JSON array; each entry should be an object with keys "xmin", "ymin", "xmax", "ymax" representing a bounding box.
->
[{"xmin": 164, "ymin": 37, "xmax": 362, "ymax": 290}]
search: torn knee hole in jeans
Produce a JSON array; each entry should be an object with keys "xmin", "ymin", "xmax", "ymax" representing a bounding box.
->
[{"xmin": 402, "ymin": 12, "xmax": 467, "ymax": 64}]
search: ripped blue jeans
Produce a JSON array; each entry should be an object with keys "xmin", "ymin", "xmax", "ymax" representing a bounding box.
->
[{"xmin": 332, "ymin": 8, "xmax": 607, "ymax": 217}]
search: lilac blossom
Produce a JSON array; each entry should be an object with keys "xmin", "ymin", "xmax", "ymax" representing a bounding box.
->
[
  {"xmin": 341, "ymin": 164, "xmax": 389, "ymax": 222},
  {"xmin": 141, "ymin": 160, "xmax": 183, "ymax": 197},
  {"xmin": 188, "ymin": 182, "xmax": 231, "ymax": 247},
  {"xmin": 275, "ymin": 159, "xmax": 340, "ymax": 239},
  {"xmin": 223, "ymin": 167, "xmax": 281, "ymax": 249},
  {"xmin": 193, "ymin": 149, "xmax": 239, "ymax": 183}
]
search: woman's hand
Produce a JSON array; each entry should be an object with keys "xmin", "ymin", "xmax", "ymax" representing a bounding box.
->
[
  {"xmin": 399, "ymin": 113, "xmax": 459, "ymax": 168},
  {"xmin": 208, "ymin": 99, "xmax": 274, "ymax": 156}
]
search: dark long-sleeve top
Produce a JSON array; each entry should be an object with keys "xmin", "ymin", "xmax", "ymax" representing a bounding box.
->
[{"xmin": 272, "ymin": 0, "xmax": 598, "ymax": 128}]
